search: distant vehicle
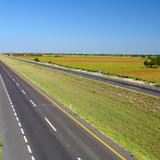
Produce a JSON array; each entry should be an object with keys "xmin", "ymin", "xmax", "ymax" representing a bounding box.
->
[{"xmin": 97, "ymin": 70, "xmax": 102, "ymax": 74}]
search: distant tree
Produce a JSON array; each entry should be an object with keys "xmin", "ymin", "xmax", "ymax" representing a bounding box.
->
[
  {"xmin": 143, "ymin": 56, "xmax": 160, "ymax": 68},
  {"xmin": 154, "ymin": 56, "xmax": 160, "ymax": 66},
  {"xmin": 34, "ymin": 58, "xmax": 39, "ymax": 62},
  {"xmin": 144, "ymin": 58, "xmax": 155, "ymax": 68}
]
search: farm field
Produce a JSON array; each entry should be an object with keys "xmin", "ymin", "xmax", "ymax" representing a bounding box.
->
[
  {"xmin": 1, "ymin": 55, "xmax": 160, "ymax": 160},
  {"xmin": 15, "ymin": 55, "xmax": 160, "ymax": 83}
]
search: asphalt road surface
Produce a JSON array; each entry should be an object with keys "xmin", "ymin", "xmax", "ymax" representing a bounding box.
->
[
  {"xmin": 0, "ymin": 61, "xmax": 135, "ymax": 160},
  {"xmin": 12, "ymin": 57, "xmax": 160, "ymax": 97}
]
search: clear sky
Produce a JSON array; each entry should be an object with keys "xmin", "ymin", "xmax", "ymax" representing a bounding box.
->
[{"xmin": 0, "ymin": 0, "xmax": 160, "ymax": 54}]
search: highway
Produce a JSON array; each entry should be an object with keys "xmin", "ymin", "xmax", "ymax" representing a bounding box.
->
[
  {"xmin": 0, "ymin": 62, "xmax": 136, "ymax": 160},
  {"xmin": 12, "ymin": 57, "xmax": 160, "ymax": 97}
]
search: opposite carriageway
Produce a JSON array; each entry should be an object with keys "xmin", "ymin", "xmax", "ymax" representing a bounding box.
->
[{"xmin": 11, "ymin": 57, "xmax": 160, "ymax": 97}]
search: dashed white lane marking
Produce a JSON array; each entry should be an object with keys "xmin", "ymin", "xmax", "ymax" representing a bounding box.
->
[
  {"xmin": 30, "ymin": 100, "xmax": 36, "ymax": 107},
  {"xmin": 16, "ymin": 82, "xmax": 19, "ymax": 86},
  {"xmin": 27, "ymin": 145, "xmax": 32, "ymax": 154},
  {"xmin": 0, "ymin": 74, "xmax": 36, "ymax": 159},
  {"xmin": 21, "ymin": 128, "xmax": 24, "ymax": 135},
  {"xmin": 44, "ymin": 117, "xmax": 57, "ymax": 132},
  {"xmin": 76, "ymin": 157, "xmax": 82, "ymax": 160},
  {"xmin": 13, "ymin": 78, "xmax": 15, "ymax": 81},
  {"xmin": 11, "ymin": 104, "xmax": 14, "ymax": 109},
  {"xmin": 18, "ymin": 122, "xmax": 22, "ymax": 128},
  {"xmin": 16, "ymin": 117, "xmax": 20, "ymax": 122},
  {"xmin": 23, "ymin": 136, "xmax": 28, "ymax": 143},
  {"xmin": 21, "ymin": 89, "xmax": 26, "ymax": 94},
  {"xmin": 31, "ymin": 156, "xmax": 35, "ymax": 160},
  {"xmin": 13, "ymin": 108, "xmax": 15, "ymax": 112}
]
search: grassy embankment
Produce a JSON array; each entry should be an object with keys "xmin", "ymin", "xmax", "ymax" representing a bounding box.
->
[
  {"xmin": 0, "ymin": 56, "xmax": 160, "ymax": 160},
  {"xmin": 16, "ymin": 55, "xmax": 160, "ymax": 84}
]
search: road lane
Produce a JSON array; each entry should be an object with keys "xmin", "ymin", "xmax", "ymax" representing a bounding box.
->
[
  {"xmin": 0, "ymin": 75, "xmax": 31, "ymax": 160},
  {"xmin": 0, "ymin": 64, "xmax": 72, "ymax": 159},
  {"xmin": 0, "ymin": 61, "xmax": 136, "ymax": 160}
]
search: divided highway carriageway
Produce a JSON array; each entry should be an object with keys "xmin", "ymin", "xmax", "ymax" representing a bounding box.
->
[{"xmin": 0, "ymin": 61, "xmax": 135, "ymax": 160}]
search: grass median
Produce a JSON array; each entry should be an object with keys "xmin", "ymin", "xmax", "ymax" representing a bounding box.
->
[{"xmin": 0, "ymin": 56, "xmax": 160, "ymax": 160}]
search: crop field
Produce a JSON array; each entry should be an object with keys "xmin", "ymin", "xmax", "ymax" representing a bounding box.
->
[
  {"xmin": 15, "ymin": 55, "xmax": 160, "ymax": 83},
  {"xmin": 1, "ymin": 55, "xmax": 160, "ymax": 160}
]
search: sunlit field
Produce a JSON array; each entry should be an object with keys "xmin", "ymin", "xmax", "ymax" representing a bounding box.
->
[
  {"xmin": 1, "ymin": 56, "xmax": 160, "ymax": 160},
  {"xmin": 15, "ymin": 55, "xmax": 160, "ymax": 83}
]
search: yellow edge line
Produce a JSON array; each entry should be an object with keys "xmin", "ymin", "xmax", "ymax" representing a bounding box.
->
[{"xmin": 6, "ymin": 62, "xmax": 126, "ymax": 160}]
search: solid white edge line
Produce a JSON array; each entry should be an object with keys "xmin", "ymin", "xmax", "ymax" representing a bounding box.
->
[
  {"xmin": 44, "ymin": 117, "xmax": 57, "ymax": 132},
  {"xmin": 27, "ymin": 145, "xmax": 32, "ymax": 153},
  {"xmin": 30, "ymin": 100, "xmax": 36, "ymax": 107}
]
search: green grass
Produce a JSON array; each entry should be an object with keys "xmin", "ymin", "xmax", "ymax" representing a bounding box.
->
[
  {"xmin": 1, "ymin": 56, "xmax": 160, "ymax": 160},
  {"xmin": 0, "ymin": 135, "xmax": 2, "ymax": 160},
  {"xmin": 15, "ymin": 55, "xmax": 160, "ymax": 83}
]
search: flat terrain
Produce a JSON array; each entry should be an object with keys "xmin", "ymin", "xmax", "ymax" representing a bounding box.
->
[
  {"xmin": 1, "ymin": 56, "xmax": 160, "ymax": 160},
  {"xmin": 0, "ymin": 60, "xmax": 128, "ymax": 160},
  {"xmin": 15, "ymin": 55, "xmax": 160, "ymax": 83}
]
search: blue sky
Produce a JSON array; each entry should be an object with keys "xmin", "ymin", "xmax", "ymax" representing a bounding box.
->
[{"xmin": 0, "ymin": 0, "xmax": 160, "ymax": 54}]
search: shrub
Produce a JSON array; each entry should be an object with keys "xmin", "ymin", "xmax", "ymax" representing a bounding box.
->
[
  {"xmin": 144, "ymin": 56, "xmax": 160, "ymax": 68},
  {"xmin": 34, "ymin": 58, "xmax": 39, "ymax": 62},
  {"xmin": 144, "ymin": 59, "xmax": 155, "ymax": 68}
]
